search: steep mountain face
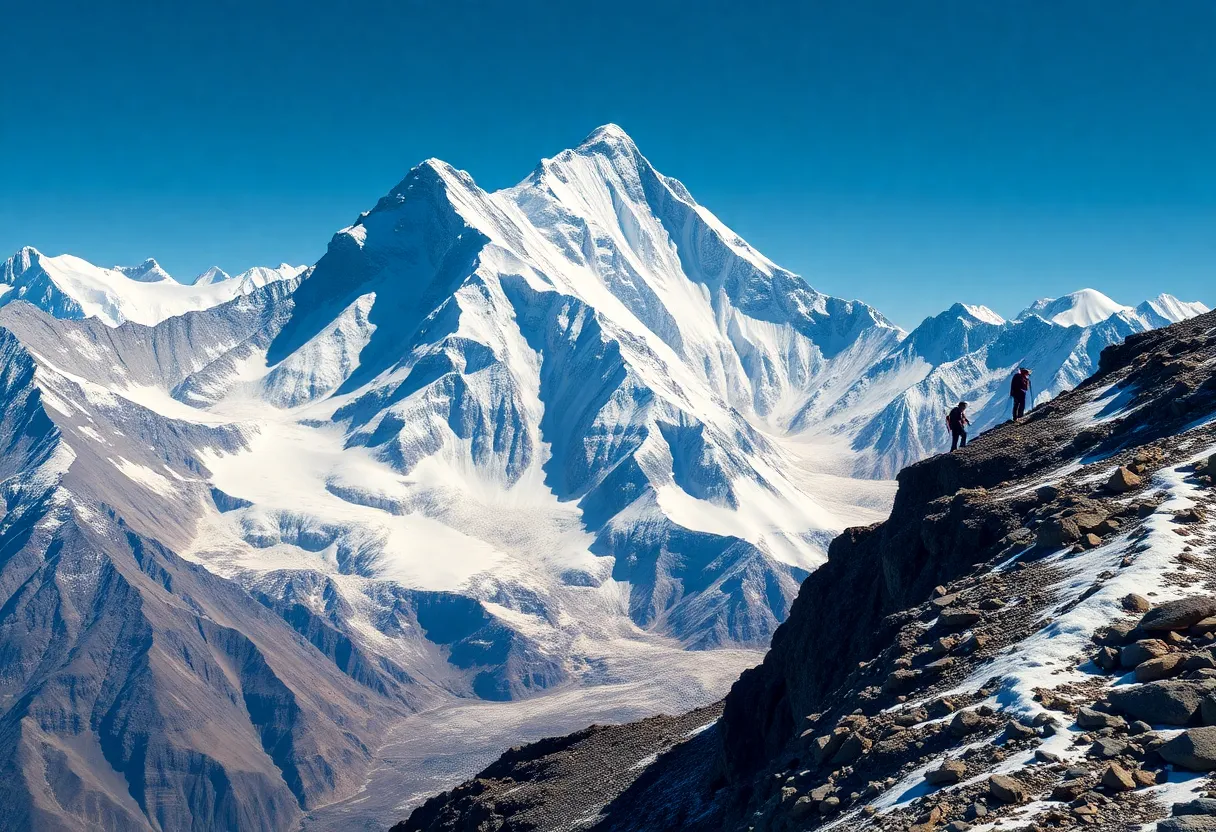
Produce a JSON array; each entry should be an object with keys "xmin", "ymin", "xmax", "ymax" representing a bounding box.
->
[
  {"xmin": 0, "ymin": 247, "xmax": 306, "ymax": 326},
  {"xmin": 396, "ymin": 309, "xmax": 1216, "ymax": 832}
]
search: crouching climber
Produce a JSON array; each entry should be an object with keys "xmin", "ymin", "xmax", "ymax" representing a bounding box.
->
[{"xmin": 947, "ymin": 401, "xmax": 970, "ymax": 451}]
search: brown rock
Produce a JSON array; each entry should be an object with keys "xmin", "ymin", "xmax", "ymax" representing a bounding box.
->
[
  {"xmin": 830, "ymin": 732, "xmax": 872, "ymax": 765},
  {"xmin": 1038, "ymin": 517, "xmax": 1081, "ymax": 547},
  {"xmin": 1131, "ymin": 768, "xmax": 1157, "ymax": 787},
  {"xmin": 1122, "ymin": 593, "xmax": 1153, "ymax": 613},
  {"xmin": 988, "ymin": 773, "xmax": 1027, "ymax": 803},
  {"xmin": 1108, "ymin": 466, "xmax": 1142, "ymax": 493},
  {"xmin": 1101, "ymin": 762, "xmax": 1135, "ymax": 791},
  {"xmin": 939, "ymin": 608, "xmax": 983, "ymax": 629},
  {"xmin": 1136, "ymin": 653, "xmax": 1187, "ymax": 682},
  {"xmin": 925, "ymin": 759, "xmax": 967, "ymax": 785},
  {"xmin": 1120, "ymin": 639, "xmax": 1170, "ymax": 668},
  {"xmin": 950, "ymin": 710, "xmax": 984, "ymax": 737}
]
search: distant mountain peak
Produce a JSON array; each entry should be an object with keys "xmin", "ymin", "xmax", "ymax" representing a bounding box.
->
[
  {"xmin": 1017, "ymin": 288, "xmax": 1131, "ymax": 327},
  {"xmin": 194, "ymin": 265, "xmax": 231, "ymax": 285},
  {"xmin": 117, "ymin": 256, "xmax": 172, "ymax": 283}
]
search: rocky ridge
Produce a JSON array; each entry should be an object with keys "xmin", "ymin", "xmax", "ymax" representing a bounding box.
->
[{"xmin": 395, "ymin": 310, "xmax": 1216, "ymax": 831}]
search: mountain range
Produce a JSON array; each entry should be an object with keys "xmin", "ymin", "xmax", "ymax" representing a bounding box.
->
[{"xmin": 0, "ymin": 125, "xmax": 1207, "ymax": 831}]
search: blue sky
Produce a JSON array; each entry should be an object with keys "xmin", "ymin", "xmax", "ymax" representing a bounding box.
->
[{"xmin": 2, "ymin": 0, "xmax": 1212, "ymax": 328}]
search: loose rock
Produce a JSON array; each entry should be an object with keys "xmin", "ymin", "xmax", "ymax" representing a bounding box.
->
[
  {"xmin": 988, "ymin": 773, "xmax": 1027, "ymax": 804},
  {"xmin": 1141, "ymin": 597, "xmax": 1216, "ymax": 632}
]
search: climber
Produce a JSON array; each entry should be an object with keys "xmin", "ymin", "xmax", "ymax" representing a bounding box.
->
[
  {"xmin": 1010, "ymin": 367, "xmax": 1032, "ymax": 420},
  {"xmin": 946, "ymin": 401, "xmax": 970, "ymax": 451}
]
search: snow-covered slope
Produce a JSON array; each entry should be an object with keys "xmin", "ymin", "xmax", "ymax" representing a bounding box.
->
[{"xmin": 0, "ymin": 246, "xmax": 305, "ymax": 326}]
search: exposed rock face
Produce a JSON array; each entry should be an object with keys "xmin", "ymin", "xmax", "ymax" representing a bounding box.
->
[{"xmin": 393, "ymin": 311, "xmax": 1216, "ymax": 832}]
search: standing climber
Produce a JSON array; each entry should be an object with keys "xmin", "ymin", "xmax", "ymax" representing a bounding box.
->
[
  {"xmin": 946, "ymin": 401, "xmax": 970, "ymax": 451},
  {"xmin": 1010, "ymin": 367, "xmax": 1032, "ymax": 420}
]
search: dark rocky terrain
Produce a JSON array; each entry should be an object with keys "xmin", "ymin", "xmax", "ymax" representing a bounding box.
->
[{"xmin": 394, "ymin": 310, "xmax": 1216, "ymax": 831}]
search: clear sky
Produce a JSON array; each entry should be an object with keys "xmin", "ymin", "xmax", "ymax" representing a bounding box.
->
[{"xmin": 2, "ymin": 0, "xmax": 1212, "ymax": 328}]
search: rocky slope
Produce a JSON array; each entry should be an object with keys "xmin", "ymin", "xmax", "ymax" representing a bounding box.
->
[{"xmin": 396, "ymin": 309, "xmax": 1216, "ymax": 832}]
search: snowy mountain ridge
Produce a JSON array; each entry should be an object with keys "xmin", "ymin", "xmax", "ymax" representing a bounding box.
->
[{"xmin": 0, "ymin": 246, "xmax": 306, "ymax": 326}]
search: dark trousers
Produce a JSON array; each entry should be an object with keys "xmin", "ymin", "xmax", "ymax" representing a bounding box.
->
[
  {"xmin": 1012, "ymin": 393, "xmax": 1026, "ymax": 420},
  {"xmin": 951, "ymin": 429, "xmax": 967, "ymax": 450}
]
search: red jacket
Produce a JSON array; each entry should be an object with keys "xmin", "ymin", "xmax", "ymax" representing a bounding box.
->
[{"xmin": 1011, "ymin": 373, "xmax": 1030, "ymax": 395}]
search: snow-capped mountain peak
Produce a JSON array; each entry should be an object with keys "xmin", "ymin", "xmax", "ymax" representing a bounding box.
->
[
  {"xmin": 116, "ymin": 256, "xmax": 173, "ymax": 283},
  {"xmin": 1134, "ymin": 292, "xmax": 1211, "ymax": 327},
  {"xmin": 193, "ymin": 265, "xmax": 232, "ymax": 285},
  {"xmin": 958, "ymin": 303, "xmax": 1005, "ymax": 325},
  {"xmin": 1017, "ymin": 287, "xmax": 1132, "ymax": 327}
]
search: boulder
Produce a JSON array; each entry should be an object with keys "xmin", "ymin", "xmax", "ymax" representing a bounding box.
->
[
  {"xmin": 1108, "ymin": 466, "xmax": 1143, "ymax": 492},
  {"xmin": 1107, "ymin": 680, "xmax": 1214, "ymax": 725},
  {"xmin": 1137, "ymin": 653, "xmax": 1188, "ymax": 682},
  {"xmin": 1121, "ymin": 639, "xmax": 1171, "ymax": 668},
  {"xmin": 1174, "ymin": 507, "xmax": 1207, "ymax": 524},
  {"xmin": 925, "ymin": 759, "xmax": 966, "ymax": 785},
  {"xmin": 931, "ymin": 593, "xmax": 960, "ymax": 609},
  {"xmin": 1082, "ymin": 533, "xmax": 1103, "ymax": 548},
  {"xmin": 1075, "ymin": 707, "xmax": 1125, "ymax": 730},
  {"xmin": 1101, "ymin": 762, "xmax": 1135, "ymax": 791},
  {"xmin": 830, "ymin": 732, "xmax": 872, "ymax": 766},
  {"xmin": 1097, "ymin": 620, "xmax": 1139, "ymax": 646},
  {"xmin": 1073, "ymin": 512, "xmax": 1110, "ymax": 534},
  {"xmin": 950, "ymin": 710, "xmax": 984, "ymax": 737},
  {"xmin": 883, "ymin": 669, "xmax": 923, "ymax": 693},
  {"xmin": 939, "ymin": 608, "xmax": 983, "ymax": 629},
  {"xmin": 1003, "ymin": 720, "xmax": 1036, "ymax": 741},
  {"xmin": 1140, "ymin": 597, "xmax": 1216, "ymax": 632},
  {"xmin": 988, "ymin": 774, "xmax": 1027, "ymax": 804},
  {"xmin": 1052, "ymin": 779, "xmax": 1089, "ymax": 801},
  {"xmin": 812, "ymin": 728, "xmax": 848, "ymax": 765},
  {"xmin": 1160, "ymin": 727, "xmax": 1216, "ymax": 771},
  {"xmin": 930, "ymin": 636, "xmax": 957, "ymax": 657},
  {"xmin": 1123, "ymin": 593, "xmax": 1153, "ymax": 613},
  {"xmin": 1174, "ymin": 798, "xmax": 1216, "ymax": 816},
  {"xmin": 790, "ymin": 796, "xmax": 817, "ymax": 819},
  {"xmin": 1038, "ymin": 517, "xmax": 1081, "ymax": 547},
  {"xmin": 1202, "ymin": 693, "xmax": 1216, "ymax": 726},
  {"xmin": 1191, "ymin": 617, "xmax": 1216, "ymax": 636},
  {"xmin": 1089, "ymin": 737, "xmax": 1129, "ymax": 759},
  {"xmin": 1096, "ymin": 646, "xmax": 1120, "ymax": 672},
  {"xmin": 1037, "ymin": 484, "xmax": 1061, "ymax": 502}
]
